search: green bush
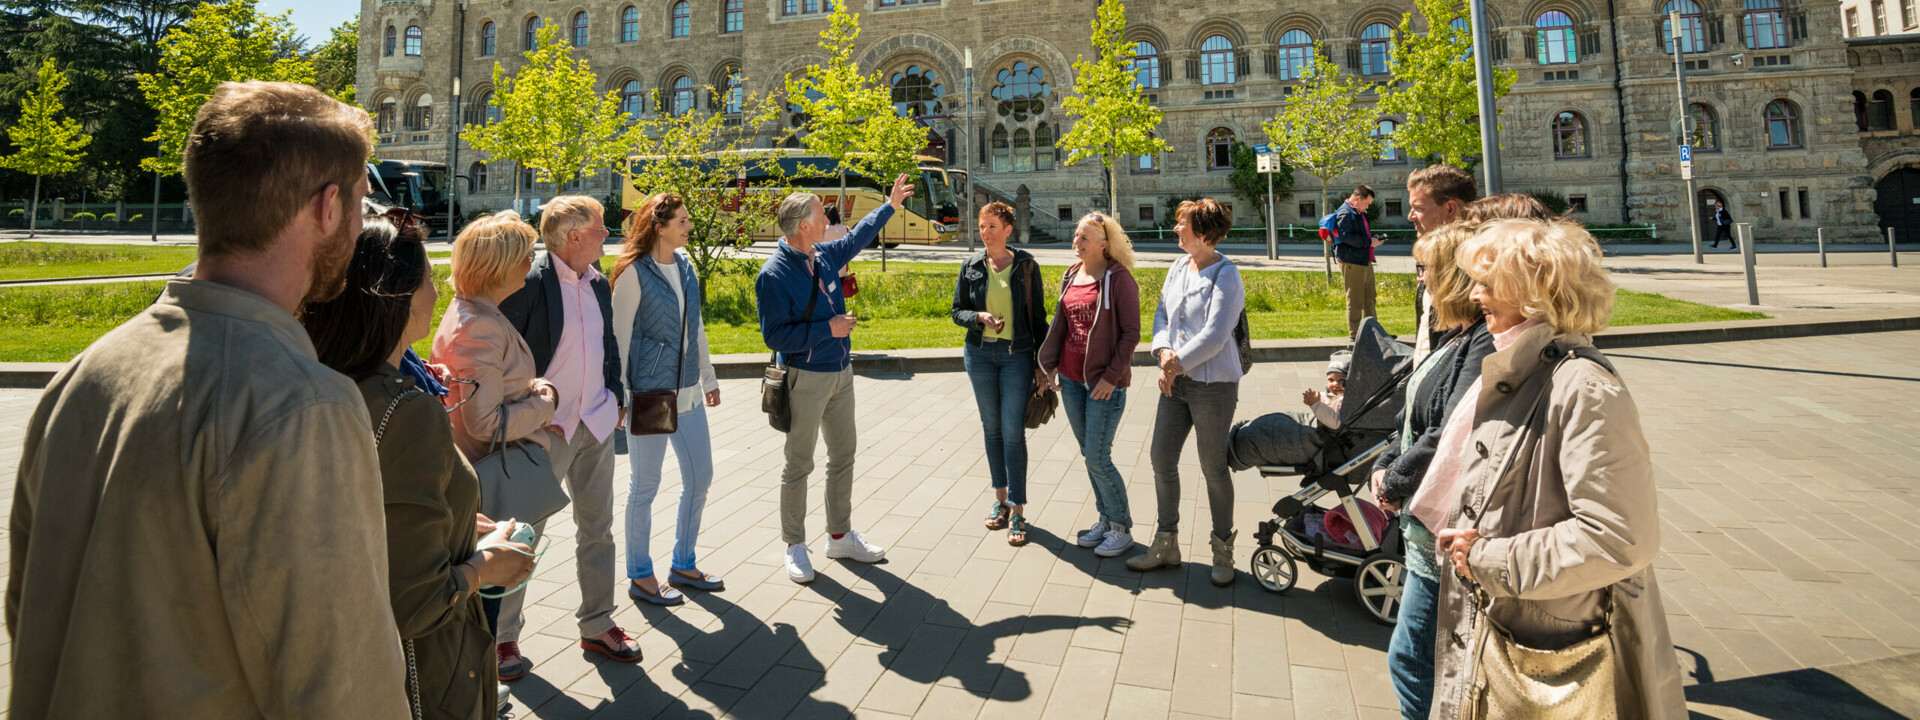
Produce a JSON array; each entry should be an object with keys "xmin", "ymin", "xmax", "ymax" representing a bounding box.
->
[
  {"xmin": 1527, "ymin": 190, "xmax": 1571, "ymax": 216},
  {"xmin": 70, "ymin": 212, "xmax": 98, "ymax": 221},
  {"xmin": 6, "ymin": 209, "xmax": 21, "ymax": 219},
  {"xmin": 129, "ymin": 214, "xmax": 144, "ymax": 222},
  {"xmin": 102, "ymin": 213, "xmax": 117, "ymax": 222}
]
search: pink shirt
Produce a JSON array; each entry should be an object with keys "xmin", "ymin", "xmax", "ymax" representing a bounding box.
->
[
  {"xmin": 548, "ymin": 257, "xmax": 620, "ymax": 442},
  {"xmin": 1406, "ymin": 317, "xmax": 1544, "ymax": 535}
]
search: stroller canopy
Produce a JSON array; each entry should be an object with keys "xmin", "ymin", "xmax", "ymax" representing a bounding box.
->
[{"xmin": 1338, "ymin": 318, "xmax": 1414, "ymax": 433}]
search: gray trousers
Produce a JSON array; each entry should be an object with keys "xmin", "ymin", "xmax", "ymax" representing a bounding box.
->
[
  {"xmin": 781, "ymin": 366, "xmax": 858, "ymax": 545},
  {"xmin": 1149, "ymin": 376, "xmax": 1240, "ymax": 539},
  {"xmin": 497, "ymin": 421, "xmax": 618, "ymax": 642}
]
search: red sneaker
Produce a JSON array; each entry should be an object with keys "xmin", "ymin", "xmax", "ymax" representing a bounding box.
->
[
  {"xmin": 496, "ymin": 641, "xmax": 528, "ymax": 681},
  {"xmin": 580, "ymin": 627, "xmax": 643, "ymax": 663}
]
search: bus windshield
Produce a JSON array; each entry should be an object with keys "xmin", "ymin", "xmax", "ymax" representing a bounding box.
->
[{"xmin": 920, "ymin": 168, "xmax": 957, "ymax": 225}]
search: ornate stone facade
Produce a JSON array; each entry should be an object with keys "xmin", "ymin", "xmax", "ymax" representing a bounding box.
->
[{"xmin": 359, "ymin": 0, "xmax": 1917, "ymax": 242}]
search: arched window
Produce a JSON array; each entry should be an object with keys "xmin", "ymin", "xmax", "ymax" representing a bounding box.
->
[
  {"xmin": 1375, "ymin": 119, "xmax": 1402, "ymax": 163},
  {"xmin": 1744, "ymin": 0, "xmax": 1788, "ymax": 48},
  {"xmin": 470, "ymin": 163, "xmax": 488, "ymax": 192},
  {"xmin": 1910, "ymin": 88, "xmax": 1920, "ymax": 127},
  {"xmin": 1451, "ymin": 18, "xmax": 1475, "ymax": 60},
  {"xmin": 1201, "ymin": 35, "xmax": 1235, "ymax": 85},
  {"xmin": 723, "ymin": 0, "xmax": 743, "ymax": 33},
  {"xmin": 406, "ymin": 94, "xmax": 433, "ymax": 131},
  {"xmin": 670, "ymin": 2, "xmax": 690, "ymax": 38},
  {"xmin": 377, "ymin": 99, "xmax": 396, "ymax": 133},
  {"xmin": 1689, "ymin": 103, "xmax": 1720, "ymax": 150},
  {"xmin": 1553, "ymin": 111, "xmax": 1589, "ymax": 158},
  {"xmin": 1035, "ymin": 123, "xmax": 1055, "ymax": 171},
  {"xmin": 620, "ymin": 80, "xmax": 645, "ymax": 118},
  {"xmin": 1135, "ymin": 132, "xmax": 1159, "ymax": 172},
  {"xmin": 1207, "ymin": 127, "xmax": 1234, "ymax": 169},
  {"xmin": 1662, "ymin": 1, "xmax": 1704, "ymax": 54},
  {"xmin": 991, "ymin": 126, "xmax": 1010, "ymax": 172},
  {"xmin": 1536, "ymin": 11, "xmax": 1576, "ymax": 64},
  {"xmin": 384, "ymin": 25, "xmax": 396, "ymax": 57},
  {"xmin": 620, "ymin": 6, "xmax": 639, "ymax": 42},
  {"xmin": 1855, "ymin": 91, "xmax": 1872, "ymax": 131},
  {"xmin": 525, "ymin": 17, "xmax": 542, "ymax": 50},
  {"xmin": 670, "ymin": 76, "xmax": 695, "ymax": 116},
  {"xmin": 1765, "ymin": 99, "xmax": 1803, "ymax": 148},
  {"xmin": 722, "ymin": 71, "xmax": 744, "ymax": 114},
  {"xmin": 571, "ymin": 12, "xmax": 589, "ymax": 47},
  {"xmin": 1131, "ymin": 41, "xmax": 1161, "ymax": 89},
  {"xmin": 404, "ymin": 25, "xmax": 423, "ymax": 56},
  {"xmin": 1361, "ymin": 23, "xmax": 1394, "ymax": 75},
  {"xmin": 480, "ymin": 22, "xmax": 496, "ymax": 56},
  {"xmin": 467, "ymin": 90, "xmax": 501, "ymax": 126},
  {"xmin": 889, "ymin": 66, "xmax": 943, "ymax": 118},
  {"xmin": 992, "ymin": 61, "xmax": 1049, "ymax": 121},
  {"xmin": 1869, "ymin": 89, "xmax": 1895, "ymax": 131},
  {"xmin": 1278, "ymin": 30, "xmax": 1314, "ymax": 80},
  {"xmin": 1013, "ymin": 128, "xmax": 1033, "ymax": 172}
]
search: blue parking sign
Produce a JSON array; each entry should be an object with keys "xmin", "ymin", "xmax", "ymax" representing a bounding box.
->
[
  {"xmin": 1254, "ymin": 143, "xmax": 1272, "ymax": 155},
  {"xmin": 1678, "ymin": 145, "xmax": 1692, "ymax": 162}
]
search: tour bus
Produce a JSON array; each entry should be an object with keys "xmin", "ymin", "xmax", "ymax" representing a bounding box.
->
[
  {"xmin": 620, "ymin": 149, "xmax": 960, "ymax": 247},
  {"xmin": 366, "ymin": 159, "xmax": 460, "ymax": 236}
]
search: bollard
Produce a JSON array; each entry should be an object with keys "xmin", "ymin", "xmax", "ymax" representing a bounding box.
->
[
  {"xmin": 1891, "ymin": 227, "xmax": 1900, "ymax": 268},
  {"xmin": 1738, "ymin": 223, "xmax": 1759, "ymax": 305},
  {"xmin": 1816, "ymin": 227, "xmax": 1827, "ymax": 268}
]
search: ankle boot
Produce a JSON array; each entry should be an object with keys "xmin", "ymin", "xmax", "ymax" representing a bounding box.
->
[
  {"xmin": 1209, "ymin": 531, "xmax": 1236, "ymax": 587},
  {"xmin": 1126, "ymin": 531, "xmax": 1182, "ymax": 571}
]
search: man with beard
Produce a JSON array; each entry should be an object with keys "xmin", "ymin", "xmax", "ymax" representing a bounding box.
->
[{"xmin": 5, "ymin": 82, "xmax": 408, "ymax": 719}]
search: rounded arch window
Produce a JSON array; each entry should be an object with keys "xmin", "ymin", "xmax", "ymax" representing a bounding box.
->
[
  {"xmin": 1206, "ymin": 127, "xmax": 1234, "ymax": 169},
  {"xmin": 1765, "ymin": 99, "xmax": 1803, "ymax": 148},
  {"xmin": 1200, "ymin": 35, "xmax": 1235, "ymax": 85},
  {"xmin": 1744, "ymin": 0, "xmax": 1788, "ymax": 49},
  {"xmin": 525, "ymin": 16, "xmax": 542, "ymax": 50},
  {"xmin": 470, "ymin": 162, "xmax": 488, "ymax": 192},
  {"xmin": 1552, "ymin": 111, "xmax": 1589, "ymax": 158},
  {"xmin": 404, "ymin": 25, "xmax": 423, "ymax": 56},
  {"xmin": 1688, "ymin": 102, "xmax": 1720, "ymax": 150},
  {"xmin": 620, "ymin": 80, "xmax": 645, "ymax": 118},
  {"xmin": 480, "ymin": 21, "xmax": 496, "ymax": 56},
  {"xmin": 377, "ymin": 98, "xmax": 397, "ymax": 133},
  {"xmin": 571, "ymin": 12, "xmax": 589, "ymax": 47},
  {"xmin": 1278, "ymin": 30, "xmax": 1314, "ymax": 80},
  {"xmin": 1375, "ymin": 119, "xmax": 1401, "ymax": 162},
  {"xmin": 407, "ymin": 94, "xmax": 433, "ymax": 131},
  {"xmin": 384, "ymin": 25, "xmax": 396, "ymax": 57},
  {"xmin": 1662, "ymin": 0, "xmax": 1705, "ymax": 54},
  {"xmin": 1868, "ymin": 89, "xmax": 1895, "ymax": 131},
  {"xmin": 720, "ymin": 70, "xmax": 744, "ymax": 114},
  {"xmin": 1535, "ymin": 11, "xmax": 1576, "ymax": 65},
  {"xmin": 723, "ymin": 0, "xmax": 743, "ymax": 33},
  {"xmin": 992, "ymin": 61, "xmax": 1049, "ymax": 121},
  {"xmin": 1360, "ymin": 23, "xmax": 1393, "ymax": 75},
  {"xmin": 670, "ymin": 2, "xmax": 690, "ymax": 38},
  {"xmin": 1131, "ymin": 41, "xmax": 1161, "ymax": 89},
  {"xmin": 620, "ymin": 6, "xmax": 639, "ymax": 42},
  {"xmin": 670, "ymin": 76, "xmax": 696, "ymax": 116},
  {"xmin": 890, "ymin": 65, "xmax": 944, "ymax": 118}
]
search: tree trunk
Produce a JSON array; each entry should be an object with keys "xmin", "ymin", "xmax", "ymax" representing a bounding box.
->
[
  {"xmin": 28, "ymin": 175, "xmax": 40, "ymax": 239},
  {"xmin": 1319, "ymin": 178, "xmax": 1332, "ymax": 282},
  {"xmin": 513, "ymin": 161, "xmax": 523, "ymax": 206},
  {"xmin": 1107, "ymin": 162, "xmax": 1117, "ymax": 217}
]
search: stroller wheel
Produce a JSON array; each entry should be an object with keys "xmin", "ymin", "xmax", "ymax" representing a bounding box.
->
[
  {"xmin": 1355, "ymin": 554, "xmax": 1406, "ymax": 625},
  {"xmin": 1250, "ymin": 545, "xmax": 1297, "ymax": 593}
]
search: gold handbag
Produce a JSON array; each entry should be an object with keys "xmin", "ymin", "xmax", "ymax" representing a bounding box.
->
[{"xmin": 1463, "ymin": 585, "xmax": 1618, "ymax": 720}]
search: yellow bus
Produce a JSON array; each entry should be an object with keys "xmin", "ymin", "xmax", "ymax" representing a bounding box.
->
[{"xmin": 621, "ymin": 149, "xmax": 960, "ymax": 247}]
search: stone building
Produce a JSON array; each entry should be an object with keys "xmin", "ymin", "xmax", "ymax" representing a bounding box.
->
[{"xmin": 358, "ymin": 0, "xmax": 1917, "ymax": 243}]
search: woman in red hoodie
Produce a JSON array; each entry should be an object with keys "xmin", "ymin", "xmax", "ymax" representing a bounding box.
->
[{"xmin": 1038, "ymin": 212, "xmax": 1142, "ymax": 558}]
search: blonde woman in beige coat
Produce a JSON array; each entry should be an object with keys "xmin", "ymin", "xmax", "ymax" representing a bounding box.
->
[{"xmin": 1423, "ymin": 219, "xmax": 1685, "ymax": 719}]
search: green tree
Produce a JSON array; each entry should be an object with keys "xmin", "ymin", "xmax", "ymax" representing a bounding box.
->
[
  {"xmin": 309, "ymin": 17, "xmax": 358, "ymax": 98},
  {"xmin": 783, "ymin": 2, "xmax": 925, "ymax": 218},
  {"xmin": 2, "ymin": 60, "xmax": 92, "ymax": 238},
  {"xmin": 465, "ymin": 23, "xmax": 638, "ymax": 204},
  {"xmin": 1377, "ymin": 0, "xmax": 1514, "ymax": 170},
  {"xmin": 136, "ymin": 0, "xmax": 315, "ymax": 175},
  {"xmin": 1264, "ymin": 48, "xmax": 1377, "ymax": 278},
  {"xmin": 1227, "ymin": 141, "xmax": 1292, "ymax": 230},
  {"xmin": 1056, "ymin": 0, "xmax": 1170, "ymax": 214},
  {"xmin": 626, "ymin": 84, "xmax": 798, "ymax": 283}
]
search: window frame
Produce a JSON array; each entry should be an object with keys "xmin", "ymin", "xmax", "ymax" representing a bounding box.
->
[
  {"xmin": 1200, "ymin": 35, "xmax": 1236, "ymax": 86},
  {"xmin": 480, "ymin": 21, "xmax": 496, "ymax": 55},
  {"xmin": 404, "ymin": 25, "xmax": 423, "ymax": 56},
  {"xmin": 1552, "ymin": 110, "xmax": 1590, "ymax": 158},
  {"xmin": 525, "ymin": 17, "xmax": 542, "ymax": 51},
  {"xmin": 670, "ymin": 76, "xmax": 696, "ymax": 116},
  {"xmin": 1374, "ymin": 119, "xmax": 1403, "ymax": 164},
  {"xmin": 1278, "ymin": 30, "xmax": 1314, "ymax": 80},
  {"xmin": 620, "ymin": 80, "xmax": 645, "ymax": 118},
  {"xmin": 723, "ymin": 0, "xmax": 743, "ymax": 33},
  {"xmin": 1662, "ymin": 1, "xmax": 1706, "ymax": 54},
  {"xmin": 620, "ymin": 7, "xmax": 639, "ymax": 42},
  {"xmin": 1873, "ymin": 0, "xmax": 1889, "ymax": 34},
  {"xmin": 384, "ymin": 25, "xmax": 396, "ymax": 57},
  {"xmin": 670, "ymin": 1, "xmax": 690, "ymax": 38},
  {"xmin": 721, "ymin": 71, "xmax": 745, "ymax": 114},
  {"xmin": 1743, "ymin": 0, "xmax": 1788, "ymax": 49},
  {"xmin": 1535, "ymin": 11, "xmax": 1578, "ymax": 65},
  {"xmin": 1133, "ymin": 131, "xmax": 1160, "ymax": 173},
  {"xmin": 1360, "ymin": 23, "xmax": 1394, "ymax": 75},
  {"xmin": 1765, "ymin": 99, "xmax": 1803, "ymax": 149},
  {"xmin": 1206, "ymin": 127, "xmax": 1235, "ymax": 170},
  {"xmin": 571, "ymin": 12, "xmax": 589, "ymax": 47},
  {"xmin": 1131, "ymin": 41, "xmax": 1162, "ymax": 89},
  {"xmin": 1868, "ymin": 89, "xmax": 1895, "ymax": 131},
  {"xmin": 1689, "ymin": 102, "xmax": 1721, "ymax": 151}
]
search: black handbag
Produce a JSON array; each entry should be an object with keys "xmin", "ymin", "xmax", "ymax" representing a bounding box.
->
[
  {"xmin": 629, "ymin": 261, "xmax": 688, "ymax": 436},
  {"xmin": 1024, "ymin": 384, "xmax": 1057, "ymax": 429},
  {"xmin": 762, "ymin": 272, "xmax": 820, "ymax": 433}
]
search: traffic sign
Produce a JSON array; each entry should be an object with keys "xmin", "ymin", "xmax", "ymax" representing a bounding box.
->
[
  {"xmin": 1680, "ymin": 159, "xmax": 1694, "ymax": 180},
  {"xmin": 1254, "ymin": 143, "xmax": 1273, "ymax": 155},
  {"xmin": 1678, "ymin": 144, "xmax": 1693, "ymax": 162},
  {"xmin": 1257, "ymin": 154, "xmax": 1283, "ymax": 173}
]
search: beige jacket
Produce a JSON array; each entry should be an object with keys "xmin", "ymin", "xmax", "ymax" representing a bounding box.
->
[
  {"xmin": 431, "ymin": 295, "xmax": 556, "ymax": 463},
  {"xmin": 1430, "ymin": 325, "xmax": 1686, "ymax": 720},
  {"xmin": 7, "ymin": 279, "xmax": 408, "ymax": 719}
]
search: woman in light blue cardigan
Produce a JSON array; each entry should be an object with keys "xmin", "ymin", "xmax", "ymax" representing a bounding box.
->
[{"xmin": 1126, "ymin": 198, "xmax": 1246, "ymax": 587}]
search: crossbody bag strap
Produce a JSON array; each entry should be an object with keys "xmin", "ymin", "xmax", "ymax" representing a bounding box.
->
[{"xmin": 779, "ymin": 263, "xmax": 821, "ymax": 369}]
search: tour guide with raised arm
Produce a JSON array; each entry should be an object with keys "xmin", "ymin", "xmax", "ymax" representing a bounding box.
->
[{"xmin": 757, "ymin": 173, "xmax": 915, "ymax": 584}]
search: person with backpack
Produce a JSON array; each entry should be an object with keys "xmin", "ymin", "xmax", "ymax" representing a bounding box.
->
[
  {"xmin": 1128, "ymin": 198, "xmax": 1246, "ymax": 587},
  {"xmin": 1334, "ymin": 185, "xmax": 1384, "ymax": 339}
]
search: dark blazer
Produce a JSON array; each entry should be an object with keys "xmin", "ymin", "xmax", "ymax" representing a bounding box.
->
[{"xmin": 498, "ymin": 252, "xmax": 625, "ymax": 407}]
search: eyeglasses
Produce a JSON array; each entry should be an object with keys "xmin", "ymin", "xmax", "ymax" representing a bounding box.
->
[
  {"xmin": 442, "ymin": 376, "xmax": 478, "ymax": 414},
  {"xmin": 382, "ymin": 206, "xmax": 417, "ymax": 232},
  {"xmin": 1414, "ymin": 263, "xmax": 1427, "ymax": 273}
]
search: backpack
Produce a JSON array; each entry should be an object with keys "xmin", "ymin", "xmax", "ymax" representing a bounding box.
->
[{"xmin": 1318, "ymin": 211, "xmax": 1339, "ymax": 243}]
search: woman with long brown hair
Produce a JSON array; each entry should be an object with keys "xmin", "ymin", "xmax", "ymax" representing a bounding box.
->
[{"xmin": 610, "ymin": 193, "xmax": 724, "ymax": 606}]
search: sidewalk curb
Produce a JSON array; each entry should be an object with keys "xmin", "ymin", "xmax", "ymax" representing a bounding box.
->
[{"xmin": 3, "ymin": 315, "xmax": 1916, "ymax": 389}]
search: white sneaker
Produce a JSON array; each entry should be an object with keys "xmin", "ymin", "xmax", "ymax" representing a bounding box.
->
[
  {"xmin": 785, "ymin": 544, "xmax": 816, "ymax": 583},
  {"xmin": 1077, "ymin": 516, "xmax": 1109, "ymax": 548},
  {"xmin": 1094, "ymin": 525, "xmax": 1133, "ymax": 558},
  {"xmin": 825, "ymin": 530, "xmax": 887, "ymax": 563}
]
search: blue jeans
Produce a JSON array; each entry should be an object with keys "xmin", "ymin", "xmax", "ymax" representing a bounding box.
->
[
  {"xmin": 1388, "ymin": 570, "xmax": 1440, "ymax": 720},
  {"xmin": 964, "ymin": 342, "xmax": 1035, "ymax": 506},
  {"xmin": 625, "ymin": 405, "xmax": 714, "ymax": 579},
  {"xmin": 1060, "ymin": 376, "xmax": 1130, "ymax": 528}
]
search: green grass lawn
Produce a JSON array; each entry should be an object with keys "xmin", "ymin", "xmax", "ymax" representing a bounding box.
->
[
  {"xmin": 0, "ymin": 243, "xmax": 198, "ymax": 281},
  {"xmin": 0, "ymin": 259, "xmax": 1765, "ymax": 363}
]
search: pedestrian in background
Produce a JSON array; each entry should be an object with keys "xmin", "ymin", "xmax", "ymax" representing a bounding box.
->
[
  {"xmin": 610, "ymin": 193, "xmax": 726, "ymax": 606},
  {"xmin": 1334, "ymin": 185, "xmax": 1384, "ymax": 339},
  {"xmin": 952, "ymin": 201, "xmax": 1050, "ymax": 546},
  {"xmin": 1130, "ymin": 198, "xmax": 1245, "ymax": 587},
  {"xmin": 1040, "ymin": 212, "xmax": 1142, "ymax": 558},
  {"xmin": 7, "ymin": 81, "xmax": 410, "ymax": 718},
  {"xmin": 1711, "ymin": 200, "xmax": 1737, "ymax": 250}
]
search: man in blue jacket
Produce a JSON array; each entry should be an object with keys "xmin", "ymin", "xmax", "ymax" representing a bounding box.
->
[
  {"xmin": 758, "ymin": 173, "xmax": 914, "ymax": 583},
  {"xmin": 1333, "ymin": 184, "xmax": 1383, "ymax": 339}
]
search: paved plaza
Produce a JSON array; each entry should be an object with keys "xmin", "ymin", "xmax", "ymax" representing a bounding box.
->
[{"xmin": 3, "ymin": 330, "xmax": 1918, "ymax": 718}]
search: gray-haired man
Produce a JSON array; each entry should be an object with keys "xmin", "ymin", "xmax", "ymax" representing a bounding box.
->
[{"xmin": 754, "ymin": 173, "xmax": 913, "ymax": 583}]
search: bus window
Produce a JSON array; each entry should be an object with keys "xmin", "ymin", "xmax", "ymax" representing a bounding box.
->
[{"xmin": 921, "ymin": 168, "xmax": 957, "ymax": 226}]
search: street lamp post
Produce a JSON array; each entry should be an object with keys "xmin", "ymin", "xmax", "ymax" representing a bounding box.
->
[
  {"xmin": 965, "ymin": 46, "xmax": 975, "ymax": 252},
  {"xmin": 150, "ymin": 138, "xmax": 161, "ymax": 243},
  {"xmin": 1671, "ymin": 10, "xmax": 1705, "ymax": 264},
  {"xmin": 1469, "ymin": 0, "xmax": 1502, "ymax": 193},
  {"xmin": 446, "ymin": 0, "xmax": 467, "ymax": 240}
]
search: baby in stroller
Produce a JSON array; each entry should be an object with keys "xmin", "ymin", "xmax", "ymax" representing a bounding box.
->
[{"xmin": 1302, "ymin": 352, "xmax": 1350, "ymax": 430}]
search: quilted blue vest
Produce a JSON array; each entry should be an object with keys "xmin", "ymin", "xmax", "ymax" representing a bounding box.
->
[{"xmin": 626, "ymin": 252, "xmax": 703, "ymax": 394}]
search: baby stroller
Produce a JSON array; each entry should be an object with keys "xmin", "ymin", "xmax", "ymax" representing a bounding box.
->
[{"xmin": 1229, "ymin": 318, "xmax": 1414, "ymax": 624}]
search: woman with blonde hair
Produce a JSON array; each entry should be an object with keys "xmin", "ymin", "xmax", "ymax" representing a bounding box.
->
[
  {"xmin": 1426, "ymin": 219, "xmax": 1684, "ymax": 719},
  {"xmin": 1372, "ymin": 221, "xmax": 1496, "ymax": 720},
  {"xmin": 609, "ymin": 193, "xmax": 724, "ymax": 606},
  {"xmin": 1038, "ymin": 212, "xmax": 1140, "ymax": 557},
  {"xmin": 431, "ymin": 210, "xmax": 558, "ymax": 681}
]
